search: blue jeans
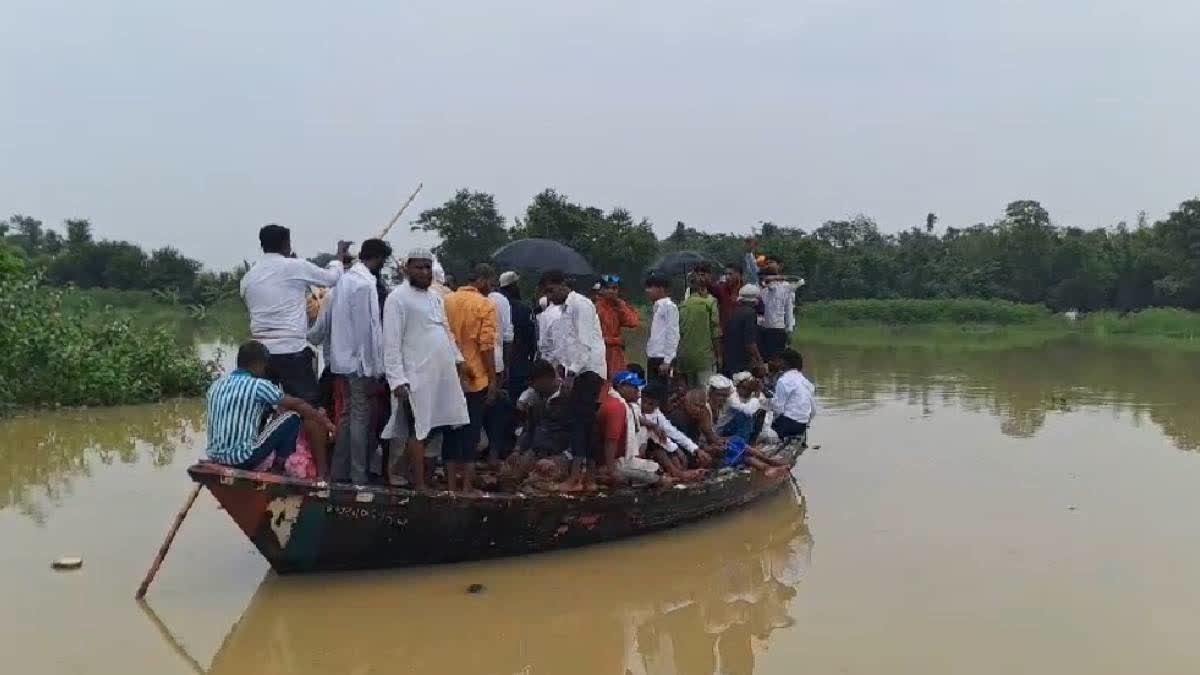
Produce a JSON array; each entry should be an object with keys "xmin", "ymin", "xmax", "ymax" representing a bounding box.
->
[{"xmin": 235, "ymin": 412, "xmax": 301, "ymax": 470}]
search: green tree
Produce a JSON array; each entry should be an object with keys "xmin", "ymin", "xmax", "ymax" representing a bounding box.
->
[
  {"xmin": 145, "ymin": 246, "xmax": 201, "ymax": 295},
  {"xmin": 66, "ymin": 219, "xmax": 93, "ymax": 248},
  {"xmin": 411, "ymin": 189, "xmax": 509, "ymax": 278}
]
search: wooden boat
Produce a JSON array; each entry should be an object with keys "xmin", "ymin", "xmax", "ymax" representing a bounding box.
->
[{"xmin": 188, "ymin": 442, "xmax": 805, "ymax": 573}]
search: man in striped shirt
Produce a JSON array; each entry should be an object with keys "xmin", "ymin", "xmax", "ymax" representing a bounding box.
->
[{"xmin": 206, "ymin": 341, "xmax": 335, "ymax": 475}]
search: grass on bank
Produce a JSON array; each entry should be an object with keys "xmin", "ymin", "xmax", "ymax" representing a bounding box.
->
[{"xmin": 796, "ymin": 299, "xmax": 1200, "ymax": 349}]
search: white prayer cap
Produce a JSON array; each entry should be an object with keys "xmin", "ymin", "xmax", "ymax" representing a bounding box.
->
[
  {"xmin": 738, "ymin": 283, "xmax": 761, "ymax": 300},
  {"xmin": 499, "ymin": 271, "xmax": 520, "ymax": 288},
  {"xmin": 731, "ymin": 371, "xmax": 754, "ymax": 384},
  {"xmin": 406, "ymin": 247, "xmax": 434, "ymax": 262},
  {"xmin": 708, "ymin": 374, "xmax": 733, "ymax": 391}
]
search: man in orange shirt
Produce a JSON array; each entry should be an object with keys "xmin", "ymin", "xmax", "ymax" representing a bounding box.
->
[
  {"xmin": 594, "ymin": 275, "xmax": 641, "ymax": 378},
  {"xmin": 443, "ymin": 263, "xmax": 499, "ymax": 494}
]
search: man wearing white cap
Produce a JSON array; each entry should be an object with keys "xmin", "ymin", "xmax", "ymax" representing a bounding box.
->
[
  {"xmin": 722, "ymin": 284, "xmax": 764, "ymax": 376},
  {"xmin": 381, "ymin": 247, "xmax": 471, "ymax": 491}
]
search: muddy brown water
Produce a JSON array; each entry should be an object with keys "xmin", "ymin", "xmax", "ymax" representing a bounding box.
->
[{"xmin": 4, "ymin": 340, "xmax": 1200, "ymax": 674}]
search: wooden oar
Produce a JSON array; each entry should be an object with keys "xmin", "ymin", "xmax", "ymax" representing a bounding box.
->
[{"xmin": 135, "ymin": 484, "xmax": 202, "ymax": 600}]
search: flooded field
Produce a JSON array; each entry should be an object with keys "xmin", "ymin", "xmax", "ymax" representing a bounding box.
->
[{"xmin": 3, "ymin": 339, "xmax": 1200, "ymax": 674}]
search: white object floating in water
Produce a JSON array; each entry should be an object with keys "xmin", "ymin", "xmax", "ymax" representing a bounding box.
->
[{"xmin": 52, "ymin": 556, "xmax": 83, "ymax": 571}]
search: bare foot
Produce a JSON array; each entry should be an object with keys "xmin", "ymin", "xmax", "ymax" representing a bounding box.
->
[{"xmin": 764, "ymin": 466, "xmax": 788, "ymax": 479}]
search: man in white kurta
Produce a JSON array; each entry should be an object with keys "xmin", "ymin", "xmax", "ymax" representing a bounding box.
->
[{"xmin": 382, "ymin": 248, "xmax": 470, "ymax": 490}]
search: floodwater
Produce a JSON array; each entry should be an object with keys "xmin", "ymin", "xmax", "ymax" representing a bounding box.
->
[{"xmin": 4, "ymin": 339, "xmax": 1200, "ymax": 674}]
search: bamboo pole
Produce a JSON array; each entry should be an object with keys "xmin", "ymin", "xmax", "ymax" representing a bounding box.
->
[
  {"xmin": 377, "ymin": 182, "xmax": 424, "ymax": 240},
  {"xmin": 135, "ymin": 484, "xmax": 202, "ymax": 600}
]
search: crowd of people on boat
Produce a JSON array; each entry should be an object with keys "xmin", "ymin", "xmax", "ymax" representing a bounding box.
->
[{"xmin": 204, "ymin": 224, "xmax": 816, "ymax": 494}]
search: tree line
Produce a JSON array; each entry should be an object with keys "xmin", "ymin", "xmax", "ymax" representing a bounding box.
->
[
  {"xmin": 0, "ymin": 215, "xmax": 242, "ymax": 305},
  {"xmin": 417, "ymin": 190, "xmax": 1200, "ymax": 312},
  {"xmin": 4, "ymin": 191, "xmax": 1199, "ymax": 313}
]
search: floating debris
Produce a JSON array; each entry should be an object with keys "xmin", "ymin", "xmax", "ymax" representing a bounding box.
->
[
  {"xmin": 467, "ymin": 583, "xmax": 485, "ymax": 594},
  {"xmin": 52, "ymin": 556, "xmax": 83, "ymax": 571}
]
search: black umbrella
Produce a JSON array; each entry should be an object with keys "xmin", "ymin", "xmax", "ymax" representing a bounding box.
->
[
  {"xmin": 492, "ymin": 238, "xmax": 594, "ymax": 276},
  {"xmin": 649, "ymin": 250, "xmax": 719, "ymax": 277}
]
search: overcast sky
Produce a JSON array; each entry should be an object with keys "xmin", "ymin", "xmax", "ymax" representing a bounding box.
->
[{"xmin": 2, "ymin": 0, "xmax": 1197, "ymax": 268}]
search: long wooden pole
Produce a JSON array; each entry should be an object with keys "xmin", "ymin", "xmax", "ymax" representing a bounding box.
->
[
  {"xmin": 377, "ymin": 182, "xmax": 424, "ymax": 240},
  {"xmin": 135, "ymin": 484, "xmax": 202, "ymax": 600}
]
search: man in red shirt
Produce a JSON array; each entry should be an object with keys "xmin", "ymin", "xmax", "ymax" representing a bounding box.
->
[{"xmin": 596, "ymin": 370, "xmax": 672, "ymax": 486}]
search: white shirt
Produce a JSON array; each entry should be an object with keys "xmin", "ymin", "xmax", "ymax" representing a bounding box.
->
[
  {"xmin": 328, "ymin": 262, "xmax": 385, "ymax": 377},
  {"xmin": 761, "ymin": 280, "xmax": 797, "ymax": 331},
  {"xmin": 645, "ymin": 297, "xmax": 680, "ymax": 362},
  {"xmin": 715, "ymin": 392, "xmax": 763, "ymax": 429},
  {"xmin": 769, "ymin": 370, "xmax": 816, "ymax": 424},
  {"xmin": 642, "ymin": 407, "xmax": 699, "ymax": 454},
  {"xmin": 489, "ymin": 290, "xmax": 513, "ymax": 373},
  {"xmin": 558, "ymin": 291, "xmax": 606, "ymax": 378},
  {"xmin": 241, "ymin": 253, "xmax": 343, "ymax": 354},
  {"xmin": 381, "ymin": 282, "xmax": 469, "ymax": 440},
  {"xmin": 537, "ymin": 303, "xmax": 564, "ymax": 363}
]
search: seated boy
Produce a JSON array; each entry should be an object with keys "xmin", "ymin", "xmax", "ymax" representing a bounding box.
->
[
  {"xmin": 206, "ymin": 341, "xmax": 334, "ymax": 475},
  {"xmin": 502, "ymin": 359, "xmax": 567, "ymax": 488},
  {"xmin": 768, "ymin": 348, "xmax": 816, "ymax": 443}
]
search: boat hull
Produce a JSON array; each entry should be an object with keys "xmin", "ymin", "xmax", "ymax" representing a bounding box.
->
[{"xmin": 189, "ymin": 448, "xmax": 801, "ymax": 573}]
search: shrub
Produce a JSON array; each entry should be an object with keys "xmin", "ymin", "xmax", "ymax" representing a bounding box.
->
[{"xmin": 0, "ymin": 273, "xmax": 216, "ymax": 408}]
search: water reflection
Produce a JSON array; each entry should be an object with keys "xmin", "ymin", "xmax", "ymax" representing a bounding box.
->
[
  {"xmin": 0, "ymin": 401, "xmax": 202, "ymax": 523},
  {"xmin": 200, "ymin": 490, "xmax": 810, "ymax": 675},
  {"xmin": 808, "ymin": 340, "xmax": 1200, "ymax": 449}
]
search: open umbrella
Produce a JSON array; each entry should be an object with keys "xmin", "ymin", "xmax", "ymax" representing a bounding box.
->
[
  {"xmin": 649, "ymin": 250, "xmax": 719, "ymax": 277},
  {"xmin": 492, "ymin": 238, "xmax": 594, "ymax": 276}
]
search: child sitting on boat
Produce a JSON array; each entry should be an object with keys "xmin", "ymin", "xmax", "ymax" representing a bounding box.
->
[{"xmin": 205, "ymin": 341, "xmax": 335, "ymax": 474}]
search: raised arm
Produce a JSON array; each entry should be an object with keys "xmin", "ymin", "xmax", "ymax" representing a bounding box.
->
[{"xmin": 286, "ymin": 257, "xmax": 344, "ymax": 288}]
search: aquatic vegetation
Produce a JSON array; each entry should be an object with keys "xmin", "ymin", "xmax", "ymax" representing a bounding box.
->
[{"xmin": 0, "ymin": 273, "xmax": 216, "ymax": 408}]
